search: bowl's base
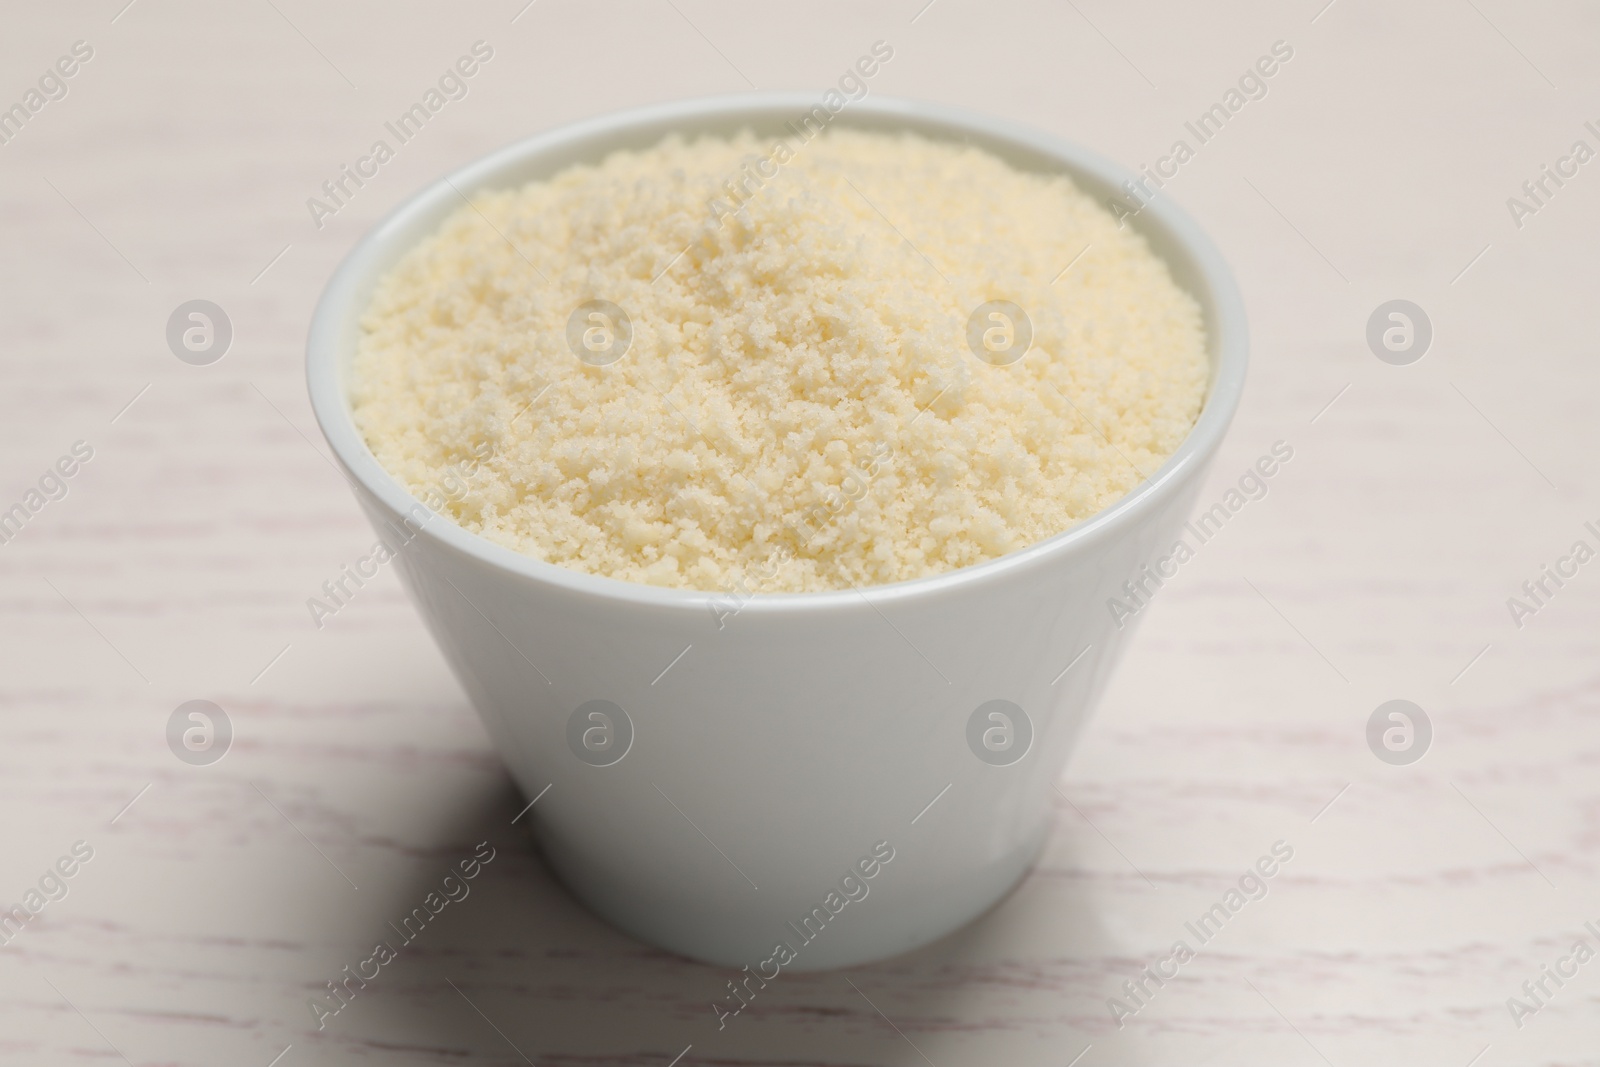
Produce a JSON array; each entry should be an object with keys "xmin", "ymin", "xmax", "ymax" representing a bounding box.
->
[{"xmin": 531, "ymin": 813, "xmax": 1054, "ymax": 972}]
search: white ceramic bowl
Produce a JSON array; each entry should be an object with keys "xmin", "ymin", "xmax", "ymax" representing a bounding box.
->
[{"xmin": 307, "ymin": 92, "xmax": 1246, "ymax": 971}]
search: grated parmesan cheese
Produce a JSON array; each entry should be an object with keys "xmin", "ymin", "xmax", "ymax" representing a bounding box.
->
[{"xmin": 350, "ymin": 129, "xmax": 1208, "ymax": 592}]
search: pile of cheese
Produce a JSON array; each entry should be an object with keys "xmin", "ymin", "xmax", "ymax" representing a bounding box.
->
[{"xmin": 351, "ymin": 129, "xmax": 1207, "ymax": 592}]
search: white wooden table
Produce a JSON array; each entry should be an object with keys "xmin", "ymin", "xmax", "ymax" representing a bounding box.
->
[{"xmin": 1, "ymin": 1, "xmax": 1596, "ymax": 1063}]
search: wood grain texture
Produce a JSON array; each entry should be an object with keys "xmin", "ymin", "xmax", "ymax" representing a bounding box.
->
[{"xmin": 1, "ymin": 0, "xmax": 1597, "ymax": 1063}]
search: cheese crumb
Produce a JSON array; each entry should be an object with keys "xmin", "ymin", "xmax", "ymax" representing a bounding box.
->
[{"xmin": 351, "ymin": 129, "xmax": 1208, "ymax": 592}]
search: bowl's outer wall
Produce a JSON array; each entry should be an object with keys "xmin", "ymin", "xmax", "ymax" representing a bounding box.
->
[{"xmin": 309, "ymin": 93, "xmax": 1245, "ymax": 970}]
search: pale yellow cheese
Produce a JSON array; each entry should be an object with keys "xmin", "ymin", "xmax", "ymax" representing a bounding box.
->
[{"xmin": 350, "ymin": 129, "xmax": 1208, "ymax": 592}]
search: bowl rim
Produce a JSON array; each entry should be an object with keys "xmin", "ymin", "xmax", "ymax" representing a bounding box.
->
[{"xmin": 306, "ymin": 90, "xmax": 1248, "ymax": 615}]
